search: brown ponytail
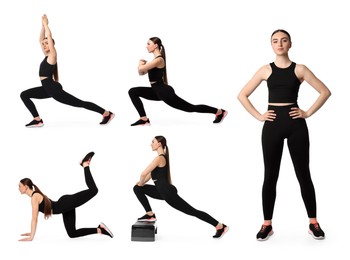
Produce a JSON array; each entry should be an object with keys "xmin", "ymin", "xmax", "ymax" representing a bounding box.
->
[{"xmin": 154, "ymin": 136, "xmax": 172, "ymax": 184}]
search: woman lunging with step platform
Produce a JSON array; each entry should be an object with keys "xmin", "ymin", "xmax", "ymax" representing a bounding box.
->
[{"xmin": 133, "ymin": 136, "xmax": 228, "ymax": 239}]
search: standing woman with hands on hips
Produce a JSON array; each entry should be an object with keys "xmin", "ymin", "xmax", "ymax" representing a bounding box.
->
[
  {"xmin": 128, "ymin": 37, "xmax": 228, "ymax": 126},
  {"xmin": 237, "ymin": 29, "xmax": 331, "ymax": 241},
  {"xmin": 20, "ymin": 14, "xmax": 114, "ymax": 127}
]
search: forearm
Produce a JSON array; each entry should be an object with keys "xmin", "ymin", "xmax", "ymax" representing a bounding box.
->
[
  {"xmin": 238, "ymin": 96, "xmax": 263, "ymax": 121},
  {"xmin": 306, "ymin": 90, "xmax": 331, "ymax": 118},
  {"xmin": 39, "ymin": 25, "xmax": 45, "ymax": 42},
  {"xmin": 43, "ymin": 24, "xmax": 52, "ymax": 39},
  {"xmin": 138, "ymin": 174, "xmax": 151, "ymax": 186},
  {"xmin": 30, "ymin": 218, "xmax": 38, "ymax": 240}
]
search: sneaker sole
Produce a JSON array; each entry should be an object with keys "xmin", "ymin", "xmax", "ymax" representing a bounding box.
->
[
  {"xmin": 213, "ymin": 226, "xmax": 229, "ymax": 239},
  {"xmin": 100, "ymin": 222, "xmax": 114, "ymax": 238},
  {"xmin": 132, "ymin": 123, "xmax": 151, "ymax": 126},
  {"xmin": 26, "ymin": 123, "xmax": 44, "ymax": 128},
  {"xmin": 137, "ymin": 218, "xmax": 157, "ymax": 222},
  {"xmin": 257, "ymin": 230, "xmax": 274, "ymax": 241},
  {"xmin": 308, "ymin": 229, "xmax": 325, "ymax": 240}
]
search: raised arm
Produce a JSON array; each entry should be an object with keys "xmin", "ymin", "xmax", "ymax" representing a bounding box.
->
[
  {"xmin": 137, "ymin": 156, "xmax": 162, "ymax": 186},
  {"xmin": 40, "ymin": 14, "xmax": 57, "ymax": 62},
  {"xmin": 237, "ymin": 65, "xmax": 276, "ymax": 122},
  {"xmin": 19, "ymin": 195, "xmax": 40, "ymax": 241},
  {"xmin": 138, "ymin": 57, "xmax": 164, "ymax": 76},
  {"xmin": 294, "ymin": 64, "xmax": 331, "ymax": 118}
]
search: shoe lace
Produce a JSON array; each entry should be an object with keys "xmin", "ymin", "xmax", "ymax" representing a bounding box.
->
[
  {"xmin": 312, "ymin": 223, "xmax": 320, "ymax": 231},
  {"xmin": 260, "ymin": 225, "xmax": 267, "ymax": 233}
]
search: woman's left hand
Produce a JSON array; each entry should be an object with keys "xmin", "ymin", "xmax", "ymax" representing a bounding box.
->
[
  {"xmin": 19, "ymin": 233, "xmax": 33, "ymax": 241},
  {"xmin": 289, "ymin": 107, "xmax": 308, "ymax": 119}
]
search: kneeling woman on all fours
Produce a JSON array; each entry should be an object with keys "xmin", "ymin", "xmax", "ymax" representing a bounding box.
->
[
  {"xmin": 18, "ymin": 152, "xmax": 113, "ymax": 241},
  {"xmin": 133, "ymin": 135, "xmax": 228, "ymax": 239}
]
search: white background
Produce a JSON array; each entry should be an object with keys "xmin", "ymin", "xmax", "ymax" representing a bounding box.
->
[{"xmin": 0, "ymin": 0, "xmax": 348, "ymax": 259}]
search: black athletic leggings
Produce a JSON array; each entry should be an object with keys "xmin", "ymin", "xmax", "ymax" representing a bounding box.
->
[
  {"xmin": 20, "ymin": 78, "xmax": 105, "ymax": 118},
  {"xmin": 261, "ymin": 104, "xmax": 317, "ymax": 220},
  {"xmin": 133, "ymin": 182, "xmax": 219, "ymax": 227},
  {"xmin": 128, "ymin": 82, "xmax": 217, "ymax": 117},
  {"xmin": 52, "ymin": 166, "xmax": 98, "ymax": 238}
]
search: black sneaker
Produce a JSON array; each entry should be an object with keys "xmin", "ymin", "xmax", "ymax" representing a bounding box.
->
[
  {"xmin": 80, "ymin": 152, "xmax": 95, "ymax": 166},
  {"xmin": 213, "ymin": 224, "xmax": 229, "ymax": 239},
  {"xmin": 137, "ymin": 213, "xmax": 156, "ymax": 222},
  {"xmin": 25, "ymin": 119, "xmax": 44, "ymax": 128},
  {"xmin": 100, "ymin": 112, "xmax": 115, "ymax": 125},
  {"xmin": 213, "ymin": 109, "xmax": 228, "ymax": 124},
  {"xmin": 131, "ymin": 118, "xmax": 151, "ymax": 126},
  {"xmin": 256, "ymin": 225, "xmax": 273, "ymax": 241},
  {"xmin": 308, "ymin": 223, "xmax": 325, "ymax": 240},
  {"xmin": 98, "ymin": 222, "xmax": 114, "ymax": 238}
]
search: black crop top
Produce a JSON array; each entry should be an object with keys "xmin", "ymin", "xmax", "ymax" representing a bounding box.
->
[
  {"xmin": 151, "ymin": 154, "xmax": 169, "ymax": 183},
  {"xmin": 267, "ymin": 62, "xmax": 301, "ymax": 103},
  {"xmin": 31, "ymin": 191, "xmax": 46, "ymax": 213},
  {"xmin": 148, "ymin": 56, "xmax": 165, "ymax": 82},
  {"xmin": 39, "ymin": 56, "xmax": 57, "ymax": 78}
]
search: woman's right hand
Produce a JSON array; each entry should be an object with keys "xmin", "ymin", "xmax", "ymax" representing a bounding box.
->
[
  {"xmin": 259, "ymin": 110, "xmax": 276, "ymax": 122},
  {"xmin": 42, "ymin": 14, "xmax": 48, "ymax": 25}
]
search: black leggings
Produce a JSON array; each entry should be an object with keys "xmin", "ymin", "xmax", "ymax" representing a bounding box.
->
[
  {"xmin": 133, "ymin": 183, "xmax": 219, "ymax": 227},
  {"xmin": 52, "ymin": 166, "xmax": 98, "ymax": 238},
  {"xmin": 128, "ymin": 82, "xmax": 217, "ymax": 117},
  {"xmin": 20, "ymin": 78, "xmax": 105, "ymax": 118},
  {"xmin": 261, "ymin": 104, "xmax": 317, "ymax": 220}
]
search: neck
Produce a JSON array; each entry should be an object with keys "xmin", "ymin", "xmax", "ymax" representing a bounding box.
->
[
  {"xmin": 153, "ymin": 50, "xmax": 161, "ymax": 57},
  {"xmin": 274, "ymin": 55, "xmax": 291, "ymax": 67},
  {"xmin": 26, "ymin": 189, "xmax": 34, "ymax": 197},
  {"xmin": 157, "ymin": 147, "xmax": 164, "ymax": 155}
]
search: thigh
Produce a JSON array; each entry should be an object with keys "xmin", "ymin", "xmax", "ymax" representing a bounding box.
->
[
  {"xmin": 22, "ymin": 86, "xmax": 50, "ymax": 99},
  {"xmin": 262, "ymin": 121, "xmax": 285, "ymax": 174},
  {"xmin": 131, "ymin": 87, "xmax": 161, "ymax": 101},
  {"xmin": 287, "ymin": 119, "xmax": 310, "ymax": 168},
  {"xmin": 140, "ymin": 184, "xmax": 164, "ymax": 200}
]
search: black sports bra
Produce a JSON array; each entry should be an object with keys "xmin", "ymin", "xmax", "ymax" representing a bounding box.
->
[
  {"xmin": 151, "ymin": 154, "xmax": 169, "ymax": 182},
  {"xmin": 148, "ymin": 56, "xmax": 165, "ymax": 83},
  {"xmin": 266, "ymin": 62, "xmax": 301, "ymax": 103},
  {"xmin": 39, "ymin": 56, "xmax": 57, "ymax": 78},
  {"xmin": 31, "ymin": 191, "xmax": 45, "ymax": 213}
]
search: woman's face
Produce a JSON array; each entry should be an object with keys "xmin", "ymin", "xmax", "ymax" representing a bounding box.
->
[
  {"xmin": 41, "ymin": 39, "xmax": 50, "ymax": 52},
  {"xmin": 146, "ymin": 40, "xmax": 158, "ymax": 53},
  {"xmin": 271, "ymin": 31, "xmax": 291, "ymax": 55},
  {"xmin": 151, "ymin": 138, "xmax": 161, "ymax": 151},
  {"xmin": 18, "ymin": 182, "xmax": 27, "ymax": 194}
]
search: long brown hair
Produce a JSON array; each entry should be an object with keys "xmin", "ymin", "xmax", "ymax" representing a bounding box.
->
[
  {"xmin": 149, "ymin": 37, "xmax": 168, "ymax": 85},
  {"xmin": 154, "ymin": 136, "xmax": 172, "ymax": 184},
  {"xmin": 20, "ymin": 178, "xmax": 52, "ymax": 219}
]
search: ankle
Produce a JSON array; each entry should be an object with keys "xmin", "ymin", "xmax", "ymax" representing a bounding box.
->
[
  {"xmin": 216, "ymin": 223, "xmax": 223, "ymax": 230},
  {"xmin": 263, "ymin": 220, "xmax": 272, "ymax": 226},
  {"xmin": 309, "ymin": 218, "xmax": 318, "ymax": 224}
]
